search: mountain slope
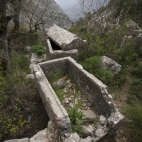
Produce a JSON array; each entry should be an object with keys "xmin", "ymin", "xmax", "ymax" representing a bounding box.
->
[
  {"xmin": 64, "ymin": 0, "xmax": 109, "ymax": 22},
  {"xmin": 20, "ymin": 0, "xmax": 72, "ymax": 30}
]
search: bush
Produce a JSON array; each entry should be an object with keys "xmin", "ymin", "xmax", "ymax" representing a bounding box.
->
[
  {"xmin": 0, "ymin": 52, "xmax": 49, "ymax": 141},
  {"xmin": 126, "ymin": 104, "xmax": 142, "ymax": 142},
  {"xmin": 31, "ymin": 44, "xmax": 45, "ymax": 56},
  {"xmin": 68, "ymin": 107, "xmax": 84, "ymax": 136},
  {"xmin": 83, "ymin": 56, "xmax": 114, "ymax": 84}
]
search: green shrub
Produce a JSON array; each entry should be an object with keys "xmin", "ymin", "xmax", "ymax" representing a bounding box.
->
[
  {"xmin": 31, "ymin": 44, "xmax": 45, "ymax": 56},
  {"xmin": 83, "ymin": 56, "xmax": 114, "ymax": 84},
  {"xmin": 0, "ymin": 52, "xmax": 49, "ymax": 141},
  {"xmin": 125, "ymin": 104, "xmax": 142, "ymax": 142},
  {"xmin": 68, "ymin": 107, "xmax": 84, "ymax": 136}
]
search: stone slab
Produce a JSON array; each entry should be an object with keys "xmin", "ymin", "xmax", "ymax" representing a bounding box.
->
[{"xmin": 46, "ymin": 24, "xmax": 85, "ymax": 51}]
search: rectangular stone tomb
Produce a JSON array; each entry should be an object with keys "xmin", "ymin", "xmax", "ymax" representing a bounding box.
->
[
  {"xmin": 46, "ymin": 38, "xmax": 78, "ymax": 61},
  {"xmin": 33, "ymin": 57, "xmax": 124, "ymax": 141}
]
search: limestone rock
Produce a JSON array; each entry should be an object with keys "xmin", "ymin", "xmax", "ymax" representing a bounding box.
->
[
  {"xmin": 52, "ymin": 78, "xmax": 66, "ymax": 89},
  {"xmin": 102, "ymin": 56, "xmax": 122, "ymax": 74},
  {"xmin": 82, "ymin": 110, "xmax": 96, "ymax": 121},
  {"xmin": 64, "ymin": 133, "xmax": 80, "ymax": 142},
  {"xmin": 31, "ymin": 53, "xmax": 46, "ymax": 64},
  {"xmin": 81, "ymin": 125, "xmax": 96, "ymax": 137},
  {"xmin": 95, "ymin": 128, "xmax": 106, "ymax": 138},
  {"xmin": 25, "ymin": 74, "xmax": 34, "ymax": 79},
  {"xmin": 30, "ymin": 128, "xmax": 48, "ymax": 142},
  {"xmin": 108, "ymin": 111, "xmax": 124, "ymax": 128},
  {"xmin": 4, "ymin": 138, "xmax": 29, "ymax": 142},
  {"xmin": 46, "ymin": 24, "xmax": 86, "ymax": 51},
  {"xmin": 100, "ymin": 115, "xmax": 107, "ymax": 125}
]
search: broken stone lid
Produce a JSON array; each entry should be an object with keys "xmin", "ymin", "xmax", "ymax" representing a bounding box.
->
[{"xmin": 46, "ymin": 24, "xmax": 86, "ymax": 51}]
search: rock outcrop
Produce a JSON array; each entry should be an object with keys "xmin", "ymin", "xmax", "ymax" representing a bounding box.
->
[{"xmin": 20, "ymin": 0, "xmax": 72, "ymax": 30}]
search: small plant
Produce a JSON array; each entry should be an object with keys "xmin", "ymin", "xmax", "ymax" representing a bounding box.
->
[
  {"xmin": 31, "ymin": 44, "xmax": 45, "ymax": 56},
  {"xmin": 48, "ymin": 70, "xmax": 62, "ymax": 83},
  {"xmin": 68, "ymin": 107, "xmax": 85, "ymax": 135}
]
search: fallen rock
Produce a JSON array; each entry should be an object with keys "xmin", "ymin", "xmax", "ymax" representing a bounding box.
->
[
  {"xmin": 4, "ymin": 138, "xmax": 29, "ymax": 142},
  {"xmin": 81, "ymin": 125, "xmax": 96, "ymax": 137},
  {"xmin": 102, "ymin": 56, "xmax": 122, "ymax": 74},
  {"xmin": 100, "ymin": 115, "xmax": 107, "ymax": 125},
  {"xmin": 95, "ymin": 127, "xmax": 106, "ymax": 138},
  {"xmin": 52, "ymin": 78, "xmax": 66, "ymax": 89},
  {"xmin": 82, "ymin": 110, "xmax": 96, "ymax": 121}
]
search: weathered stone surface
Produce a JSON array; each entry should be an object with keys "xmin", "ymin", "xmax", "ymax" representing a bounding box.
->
[
  {"xmin": 30, "ymin": 128, "xmax": 48, "ymax": 142},
  {"xmin": 33, "ymin": 64, "xmax": 71, "ymax": 137},
  {"xmin": 102, "ymin": 56, "xmax": 122, "ymax": 74},
  {"xmin": 82, "ymin": 110, "xmax": 96, "ymax": 121},
  {"xmin": 25, "ymin": 74, "xmax": 34, "ymax": 79},
  {"xmin": 64, "ymin": 133, "xmax": 80, "ymax": 142},
  {"xmin": 46, "ymin": 24, "xmax": 85, "ymax": 51},
  {"xmin": 100, "ymin": 115, "xmax": 107, "ymax": 125},
  {"xmin": 31, "ymin": 53, "xmax": 46, "ymax": 64},
  {"xmin": 52, "ymin": 78, "xmax": 66, "ymax": 89},
  {"xmin": 95, "ymin": 128, "xmax": 106, "ymax": 138},
  {"xmin": 82, "ymin": 125, "xmax": 96, "ymax": 137},
  {"xmin": 46, "ymin": 38, "xmax": 78, "ymax": 61},
  {"xmin": 4, "ymin": 138, "xmax": 29, "ymax": 142},
  {"xmin": 34, "ymin": 57, "xmax": 124, "ymax": 141},
  {"xmin": 108, "ymin": 111, "xmax": 124, "ymax": 128}
]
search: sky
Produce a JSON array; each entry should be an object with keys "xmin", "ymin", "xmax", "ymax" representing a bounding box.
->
[{"xmin": 54, "ymin": 0, "xmax": 78, "ymax": 10}]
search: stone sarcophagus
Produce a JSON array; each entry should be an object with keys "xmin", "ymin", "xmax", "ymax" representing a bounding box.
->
[
  {"xmin": 46, "ymin": 24, "xmax": 86, "ymax": 61},
  {"xmin": 33, "ymin": 57, "xmax": 124, "ymax": 141}
]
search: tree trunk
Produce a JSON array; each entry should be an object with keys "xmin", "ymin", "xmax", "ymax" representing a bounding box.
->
[{"xmin": 0, "ymin": 0, "xmax": 11, "ymax": 73}]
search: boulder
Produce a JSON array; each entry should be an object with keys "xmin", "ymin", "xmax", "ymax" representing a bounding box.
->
[
  {"xmin": 102, "ymin": 56, "xmax": 122, "ymax": 74},
  {"xmin": 82, "ymin": 110, "xmax": 96, "ymax": 121},
  {"xmin": 81, "ymin": 125, "xmax": 96, "ymax": 137}
]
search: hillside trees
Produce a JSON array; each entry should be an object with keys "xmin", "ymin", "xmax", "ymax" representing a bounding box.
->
[
  {"xmin": 0, "ymin": 0, "xmax": 21, "ymax": 73},
  {"xmin": 0, "ymin": 0, "xmax": 50, "ymax": 73},
  {"xmin": 21, "ymin": 0, "xmax": 50, "ymax": 32}
]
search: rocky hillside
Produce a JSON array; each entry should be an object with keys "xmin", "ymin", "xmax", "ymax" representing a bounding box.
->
[
  {"xmin": 64, "ymin": 0, "xmax": 109, "ymax": 22},
  {"xmin": 20, "ymin": 0, "xmax": 72, "ymax": 30},
  {"xmin": 69, "ymin": 0, "xmax": 142, "ymax": 141}
]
